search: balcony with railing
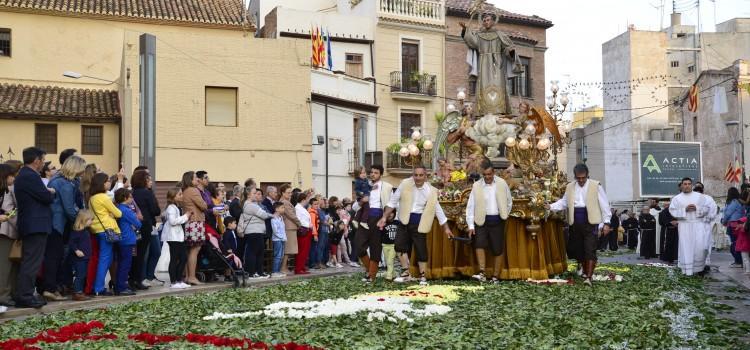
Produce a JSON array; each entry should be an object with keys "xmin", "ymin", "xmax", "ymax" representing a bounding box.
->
[
  {"xmin": 378, "ymin": 0, "xmax": 445, "ymax": 27},
  {"xmin": 390, "ymin": 71, "xmax": 437, "ymax": 101},
  {"xmin": 311, "ymin": 69, "xmax": 375, "ymax": 106},
  {"xmin": 386, "ymin": 149, "xmax": 433, "ymax": 176}
]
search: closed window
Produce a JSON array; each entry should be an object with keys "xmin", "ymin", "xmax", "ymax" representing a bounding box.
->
[
  {"xmin": 400, "ymin": 111, "xmax": 421, "ymax": 140},
  {"xmin": 34, "ymin": 124, "xmax": 57, "ymax": 154},
  {"xmin": 0, "ymin": 29, "xmax": 9, "ymax": 57},
  {"xmin": 205, "ymin": 87, "xmax": 238, "ymax": 127},
  {"xmin": 345, "ymin": 53, "xmax": 363, "ymax": 78},
  {"xmin": 518, "ymin": 57, "xmax": 531, "ymax": 98},
  {"xmin": 81, "ymin": 125, "xmax": 103, "ymax": 155}
]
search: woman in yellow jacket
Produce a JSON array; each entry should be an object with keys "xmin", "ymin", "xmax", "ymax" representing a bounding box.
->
[{"xmin": 89, "ymin": 173, "xmax": 122, "ymax": 296}]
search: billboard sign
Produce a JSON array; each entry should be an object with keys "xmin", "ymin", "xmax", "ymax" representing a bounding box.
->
[{"xmin": 638, "ymin": 141, "xmax": 702, "ymax": 197}]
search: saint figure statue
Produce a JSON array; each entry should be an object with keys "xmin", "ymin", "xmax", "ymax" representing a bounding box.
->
[{"xmin": 461, "ymin": 13, "xmax": 522, "ymax": 116}]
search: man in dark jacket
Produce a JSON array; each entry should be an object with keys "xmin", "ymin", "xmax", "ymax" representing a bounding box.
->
[{"xmin": 14, "ymin": 147, "xmax": 55, "ymax": 308}]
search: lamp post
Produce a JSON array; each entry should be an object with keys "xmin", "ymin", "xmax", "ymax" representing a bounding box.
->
[{"xmin": 546, "ymin": 80, "xmax": 573, "ymax": 171}]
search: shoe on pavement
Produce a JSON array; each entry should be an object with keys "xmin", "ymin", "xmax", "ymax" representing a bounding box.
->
[
  {"xmin": 491, "ymin": 277, "xmax": 500, "ymax": 284},
  {"xmin": 43, "ymin": 291, "xmax": 66, "ymax": 302},
  {"xmin": 72, "ymin": 293, "xmax": 91, "ymax": 301},
  {"xmin": 141, "ymin": 279, "xmax": 151, "ymax": 287},
  {"xmin": 394, "ymin": 275, "xmax": 412, "ymax": 283},
  {"xmin": 730, "ymin": 263, "xmax": 743, "ymax": 268},
  {"xmin": 115, "ymin": 289, "xmax": 136, "ymax": 296},
  {"xmin": 94, "ymin": 290, "xmax": 113, "ymax": 297},
  {"xmin": 335, "ymin": 263, "xmax": 343, "ymax": 268},
  {"xmin": 0, "ymin": 305, "xmax": 6, "ymax": 313},
  {"xmin": 419, "ymin": 276, "xmax": 428, "ymax": 286},
  {"xmin": 471, "ymin": 271, "xmax": 487, "ymax": 282},
  {"xmin": 349, "ymin": 262, "xmax": 360, "ymax": 267},
  {"xmin": 271, "ymin": 273, "xmax": 286, "ymax": 278}
]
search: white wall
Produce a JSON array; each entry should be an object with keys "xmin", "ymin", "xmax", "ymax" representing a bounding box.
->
[
  {"xmin": 259, "ymin": 0, "xmax": 337, "ymax": 28},
  {"xmin": 311, "ymin": 102, "xmax": 376, "ymax": 199}
]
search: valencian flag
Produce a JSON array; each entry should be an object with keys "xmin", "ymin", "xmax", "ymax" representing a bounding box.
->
[
  {"xmin": 688, "ymin": 84, "xmax": 699, "ymax": 112},
  {"xmin": 725, "ymin": 157, "xmax": 744, "ymax": 183}
]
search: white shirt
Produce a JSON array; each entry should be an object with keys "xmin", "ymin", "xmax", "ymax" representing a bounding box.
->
[
  {"xmin": 466, "ymin": 179, "xmax": 513, "ymax": 230},
  {"xmin": 387, "ymin": 181, "xmax": 448, "ymax": 225},
  {"xmin": 295, "ymin": 203, "xmax": 311, "ymax": 228},
  {"xmin": 369, "ymin": 180, "xmax": 383, "ymax": 209},
  {"xmin": 549, "ymin": 180, "xmax": 612, "ymax": 224}
]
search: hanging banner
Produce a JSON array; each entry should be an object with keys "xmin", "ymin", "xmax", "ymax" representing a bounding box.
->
[{"xmin": 639, "ymin": 141, "xmax": 702, "ymax": 197}]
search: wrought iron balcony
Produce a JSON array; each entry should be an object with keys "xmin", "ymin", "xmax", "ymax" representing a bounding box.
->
[
  {"xmin": 390, "ymin": 71, "xmax": 437, "ymax": 97},
  {"xmin": 386, "ymin": 149, "xmax": 433, "ymax": 175},
  {"xmin": 379, "ymin": 0, "xmax": 444, "ymax": 26}
]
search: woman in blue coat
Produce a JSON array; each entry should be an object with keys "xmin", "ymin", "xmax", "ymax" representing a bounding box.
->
[{"xmin": 115, "ymin": 188, "xmax": 141, "ymax": 296}]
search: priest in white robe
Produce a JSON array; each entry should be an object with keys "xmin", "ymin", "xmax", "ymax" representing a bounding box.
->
[
  {"xmin": 670, "ymin": 178, "xmax": 711, "ymax": 276},
  {"xmin": 693, "ymin": 182, "xmax": 717, "ymax": 266}
]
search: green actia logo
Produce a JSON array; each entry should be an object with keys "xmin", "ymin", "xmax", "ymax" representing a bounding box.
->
[{"xmin": 642, "ymin": 154, "xmax": 661, "ymax": 173}]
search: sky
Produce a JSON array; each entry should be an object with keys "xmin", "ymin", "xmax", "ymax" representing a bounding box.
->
[{"xmin": 489, "ymin": 0, "xmax": 750, "ymax": 113}]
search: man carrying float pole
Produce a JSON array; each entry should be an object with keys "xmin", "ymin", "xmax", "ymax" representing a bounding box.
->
[
  {"xmin": 547, "ymin": 163, "xmax": 612, "ymax": 286},
  {"xmin": 466, "ymin": 159, "xmax": 512, "ymax": 283},
  {"xmin": 378, "ymin": 166, "xmax": 453, "ymax": 286}
]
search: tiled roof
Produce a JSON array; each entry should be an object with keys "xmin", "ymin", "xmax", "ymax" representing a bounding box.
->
[
  {"xmin": 0, "ymin": 0, "xmax": 250, "ymax": 29},
  {"xmin": 503, "ymin": 29, "xmax": 536, "ymax": 43},
  {"xmin": 446, "ymin": 0, "xmax": 553, "ymax": 28},
  {"xmin": 0, "ymin": 84, "xmax": 120, "ymax": 121}
]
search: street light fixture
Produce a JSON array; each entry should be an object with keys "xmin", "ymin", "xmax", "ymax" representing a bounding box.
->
[{"xmin": 62, "ymin": 71, "xmax": 116, "ymax": 83}]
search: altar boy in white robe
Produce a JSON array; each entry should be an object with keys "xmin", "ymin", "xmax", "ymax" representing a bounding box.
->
[
  {"xmin": 466, "ymin": 160, "xmax": 512, "ymax": 283},
  {"xmin": 670, "ymin": 178, "xmax": 712, "ymax": 276}
]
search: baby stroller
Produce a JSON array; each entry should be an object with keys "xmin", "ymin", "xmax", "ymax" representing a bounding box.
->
[{"xmin": 196, "ymin": 231, "xmax": 246, "ymax": 288}]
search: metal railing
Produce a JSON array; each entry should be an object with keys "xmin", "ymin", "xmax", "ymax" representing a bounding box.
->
[
  {"xmin": 347, "ymin": 148, "xmax": 361, "ymax": 175},
  {"xmin": 386, "ymin": 149, "xmax": 433, "ymax": 170},
  {"xmin": 389, "ymin": 71, "xmax": 437, "ymax": 96},
  {"xmin": 379, "ymin": 0, "xmax": 444, "ymax": 23}
]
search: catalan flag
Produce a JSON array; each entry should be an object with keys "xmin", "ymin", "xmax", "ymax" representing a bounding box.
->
[{"xmin": 688, "ymin": 84, "xmax": 698, "ymax": 113}]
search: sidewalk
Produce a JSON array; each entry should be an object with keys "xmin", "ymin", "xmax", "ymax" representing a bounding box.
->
[
  {"xmin": 600, "ymin": 248, "xmax": 750, "ymax": 289},
  {"xmin": 0, "ymin": 265, "xmax": 361, "ymax": 322}
]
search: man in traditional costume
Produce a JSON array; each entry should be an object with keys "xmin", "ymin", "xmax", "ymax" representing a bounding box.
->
[
  {"xmin": 638, "ymin": 206, "xmax": 657, "ymax": 259},
  {"xmin": 548, "ymin": 164, "xmax": 612, "ymax": 286},
  {"xmin": 670, "ymin": 178, "xmax": 712, "ymax": 276},
  {"xmin": 377, "ymin": 166, "xmax": 453, "ymax": 286},
  {"xmin": 460, "ymin": 13, "xmax": 521, "ymax": 116},
  {"xmin": 659, "ymin": 200, "xmax": 679, "ymax": 264},
  {"xmin": 649, "ymin": 199, "xmax": 662, "ymax": 257},
  {"xmin": 355, "ymin": 165, "xmax": 392, "ymax": 284},
  {"xmin": 465, "ymin": 160, "xmax": 512, "ymax": 283}
]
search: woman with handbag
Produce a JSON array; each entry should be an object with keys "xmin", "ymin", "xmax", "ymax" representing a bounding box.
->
[
  {"xmin": 0, "ymin": 163, "xmax": 20, "ymax": 307},
  {"xmin": 89, "ymin": 173, "xmax": 122, "ymax": 296},
  {"xmin": 44, "ymin": 155, "xmax": 86, "ymax": 301},
  {"xmin": 179, "ymin": 171, "xmax": 208, "ymax": 285},
  {"xmin": 278, "ymin": 184, "xmax": 301, "ymax": 274},
  {"xmin": 240, "ymin": 186, "xmax": 272, "ymax": 278}
]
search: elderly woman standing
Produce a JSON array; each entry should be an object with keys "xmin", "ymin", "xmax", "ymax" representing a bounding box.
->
[
  {"xmin": 278, "ymin": 184, "xmax": 301, "ymax": 274},
  {"xmin": 44, "ymin": 156, "xmax": 86, "ymax": 301},
  {"xmin": 180, "ymin": 171, "xmax": 208, "ymax": 285},
  {"xmin": 0, "ymin": 162, "xmax": 21, "ymax": 307}
]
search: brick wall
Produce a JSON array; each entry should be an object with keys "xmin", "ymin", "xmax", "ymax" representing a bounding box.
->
[{"xmin": 444, "ymin": 15, "xmax": 548, "ymax": 114}]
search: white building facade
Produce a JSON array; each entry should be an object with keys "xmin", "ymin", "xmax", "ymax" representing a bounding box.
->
[{"xmin": 262, "ymin": 5, "xmax": 378, "ymax": 199}]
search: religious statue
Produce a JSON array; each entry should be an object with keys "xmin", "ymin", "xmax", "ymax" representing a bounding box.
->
[{"xmin": 460, "ymin": 12, "xmax": 522, "ymax": 116}]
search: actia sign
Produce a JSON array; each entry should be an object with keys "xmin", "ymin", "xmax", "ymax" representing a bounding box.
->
[{"xmin": 638, "ymin": 141, "xmax": 702, "ymax": 197}]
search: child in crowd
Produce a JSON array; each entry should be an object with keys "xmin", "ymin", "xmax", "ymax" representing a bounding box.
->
[
  {"xmin": 222, "ymin": 217, "xmax": 240, "ymax": 281},
  {"xmin": 336, "ymin": 201, "xmax": 355, "ymax": 266},
  {"xmin": 354, "ymin": 166, "xmax": 371, "ymax": 200},
  {"xmin": 162, "ymin": 188, "xmax": 191, "ymax": 289},
  {"xmin": 270, "ymin": 202, "xmax": 287, "ymax": 277},
  {"xmin": 328, "ymin": 221, "xmax": 346, "ymax": 268},
  {"xmin": 114, "ymin": 188, "xmax": 141, "ymax": 296},
  {"xmin": 382, "ymin": 211, "xmax": 398, "ymax": 281},
  {"xmin": 69, "ymin": 210, "xmax": 94, "ymax": 301}
]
